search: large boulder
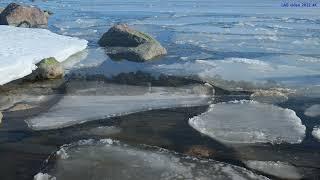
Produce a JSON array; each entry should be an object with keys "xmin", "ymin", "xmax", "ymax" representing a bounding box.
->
[
  {"xmin": 0, "ymin": 3, "xmax": 48, "ymax": 28},
  {"xmin": 98, "ymin": 24, "xmax": 167, "ymax": 62},
  {"xmin": 0, "ymin": 7, "xmax": 4, "ymax": 14},
  {"xmin": 28, "ymin": 57, "xmax": 64, "ymax": 80}
]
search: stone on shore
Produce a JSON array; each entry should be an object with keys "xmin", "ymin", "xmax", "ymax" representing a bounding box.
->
[
  {"xmin": 28, "ymin": 57, "xmax": 64, "ymax": 80},
  {"xmin": 0, "ymin": 3, "xmax": 48, "ymax": 28},
  {"xmin": 98, "ymin": 24, "xmax": 167, "ymax": 62},
  {"xmin": 0, "ymin": 8, "xmax": 4, "ymax": 14}
]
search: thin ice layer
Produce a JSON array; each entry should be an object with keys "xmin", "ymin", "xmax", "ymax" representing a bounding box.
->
[
  {"xmin": 0, "ymin": 25, "xmax": 88, "ymax": 85},
  {"xmin": 245, "ymin": 161, "xmax": 302, "ymax": 179},
  {"xmin": 189, "ymin": 100, "xmax": 306, "ymax": 144},
  {"xmin": 35, "ymin": 139, "xmax": 268, "ymax": 180},
  {"xmin": 26, "ymin": 83, "xmax": 212, "ymax": 130}
]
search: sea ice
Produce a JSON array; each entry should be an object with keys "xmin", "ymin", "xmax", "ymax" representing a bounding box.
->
[
  {"xmin": 36, "ymin": 139, "xmax": 268, "ymax": 180},
  {"xmin": 33, "ymin": 173, "xmax": 56, "ymax": 180},
  {"xmin": 304, "ymin": 104, "xmax": 320, "ymax": 117},
  {"xmin": 26, "ymin": 83, "xmax": 212, "ymax": 130},
  {"xmin": 0, "ymin": 25, "xmax": 87, "ymax": 85},
  {"xmin": 189, "ymin": 100, "xmax": 306, "ymax": 144},
  {"xmin": 312, "ymin": 127, "xmax": 320, "ymax": 141},
  {"xmin": 245, "ymin": 161, "xmax": 302, "ymax": 179}
]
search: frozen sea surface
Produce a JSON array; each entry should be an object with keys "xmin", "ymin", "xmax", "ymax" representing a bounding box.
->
[
  {"xmin": 0, "ymin": 0, "xmax": 319, "ymax": 91},
  {"xmin": 36, "ymin": 139, "xmax": 269, "ymax": 180},
  {"xmin": 0, "ymin": 25, "xmax": 87, "ymax": 85},
  {"xmin": 26, "ymin": 83, "xmax": 212, "ymax": 130},
  {"xmin": 189, "ymin": 100, "xmax": 306, "ymax": 144},
  {"xmin": 244, "ymin": 161, "xmax": 301, "ymax": 179}
]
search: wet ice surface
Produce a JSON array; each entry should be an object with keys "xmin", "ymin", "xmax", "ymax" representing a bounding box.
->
[
  {"xmin": 189, "ymin": 100, "xmax": 306, "ymax": 144},
  {"xmin": 37, "ymin": 139, "xmax": 268, "ymax": 180},
  {"xmin": 244, "ymin": 161, "xmax": 301, "ymax": 179},
  {"xmin": 26, "ymin": 82, "xmax": 212, "ymax": 130}
]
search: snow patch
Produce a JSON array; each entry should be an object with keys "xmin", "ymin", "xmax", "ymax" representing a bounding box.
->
[
  {"xmin": 189, "ymin": 100, "xmax": 306, "ymax": 144},
  {"xmin": 0, "ymin": 25, "xmax": 87, "ymax": 85}
]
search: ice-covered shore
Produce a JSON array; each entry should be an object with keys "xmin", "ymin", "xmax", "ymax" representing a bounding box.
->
[{"xmin": 0, "ymin": 25, "xmax": 88, "ymax": 85}]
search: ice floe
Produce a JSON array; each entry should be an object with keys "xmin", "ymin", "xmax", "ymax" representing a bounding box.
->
[
  {"xmin": 33, "ymin": 173, "xmax": 56, "ymax": 180},
  {"xmin": 312, "ymin": 127, "xmax": 320, "ymax": 141},
  {"xmin": 0, "ymin": 25, "xmax": 87, "ymax": 85},
  {"xmin": 189, "ymin": 100, "xmax": 306, "ymax": 144},
  {"xmin": 37, "ymin": 139, "xmax": 268, "ymax": 180},
  {"xmin": 26, "ymin": 83, "xmax": 212, "ymax": 130},
  {"xmin": 304, "ymin": 104, "xmax": 320, "ymax": 117},
  {"xmin": 245, "ymin": 161, "xmax": 301, "ymax": 179}
]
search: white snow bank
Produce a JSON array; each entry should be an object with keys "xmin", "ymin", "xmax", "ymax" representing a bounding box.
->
[
  {"xmin": 245, "ymin": 161, "xmax": 301, "ymax": 179},
  {"xmin": 304, "ymin": 104, "xmax": 320, "ymax": 117},
  {"xmin": 189, "ymin": 100, "xmax": 306, "ymax": 144},
  {"xmin": 39, "ymin": 139, "xmax": 268, "ymax": 180},
  {"xmin": 26, "ymin": 83, "xmax": 212, "ymax": 130},
  {"xmin": 312, "ymin": 127, "xmax": 320, "ymax": 141},
  {"xmin": 0, "ymin": 25, "xmax": 88, "ymax": 85}
]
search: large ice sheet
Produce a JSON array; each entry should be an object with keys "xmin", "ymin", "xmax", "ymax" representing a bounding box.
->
[
  {"xmin": 189, "ymin": 100, "xmax": 306, "ymax": 144},
  {"xmin": 26, "ymin": 83, "xmax": 212, "ymax": 130},
  {"xmin": 0, "ymin": 25, "xmax": 87, "ymax": 85},
  {"xmin": 245, "ymin": 161, "xmax": 301, "ymax": 179},
  {"xmin": 35, "ymin": 139, "xmax": 268, "ymax": 180}
]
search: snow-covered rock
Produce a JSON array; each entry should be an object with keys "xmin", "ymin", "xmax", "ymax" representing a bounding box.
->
[
  {"xmin": 189, "ymin": 100, "xmax": 306, "ymax": 144},
  {"xmin": 0, "ymin": 25, "xmax": 87, "ymax": 85},
  {"xmin": 26, "ymin": 83, "xmax": 212, "ymax": 130},
  {"xmin": 304, "ymin": 104, "xmax": 320, "ymax": 117},
  {"xmin": 38, "ymin": 139, "xmax": 268, "ymax": 180},
  {"xmin": 312, "ymin": 127, "xmax": 320, "ymax": 141},
  {"xmin": 245, "ymin": 161, "xmax": 302, "ymax": 179}
]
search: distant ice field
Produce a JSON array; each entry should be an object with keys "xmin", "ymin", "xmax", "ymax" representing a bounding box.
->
[{"xmin": 1, "ymin": 0, "xmax": 319, "ymax": 91}]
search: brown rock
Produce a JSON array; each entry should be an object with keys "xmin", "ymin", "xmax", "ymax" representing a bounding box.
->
[
  {"xmin": 99, "ymin": 24, "xmax": 167, "ymax": 62},
  {"xmin": 0, "ymin": 3, "xmax": 48, "ymax": 28},
  {"xmin": 184, "ymin": 145, "xmax": 215, "ymax": 158},
  {"xmin": 26, "ymin": 57, "xmax": 64, "ymax": 80}
]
